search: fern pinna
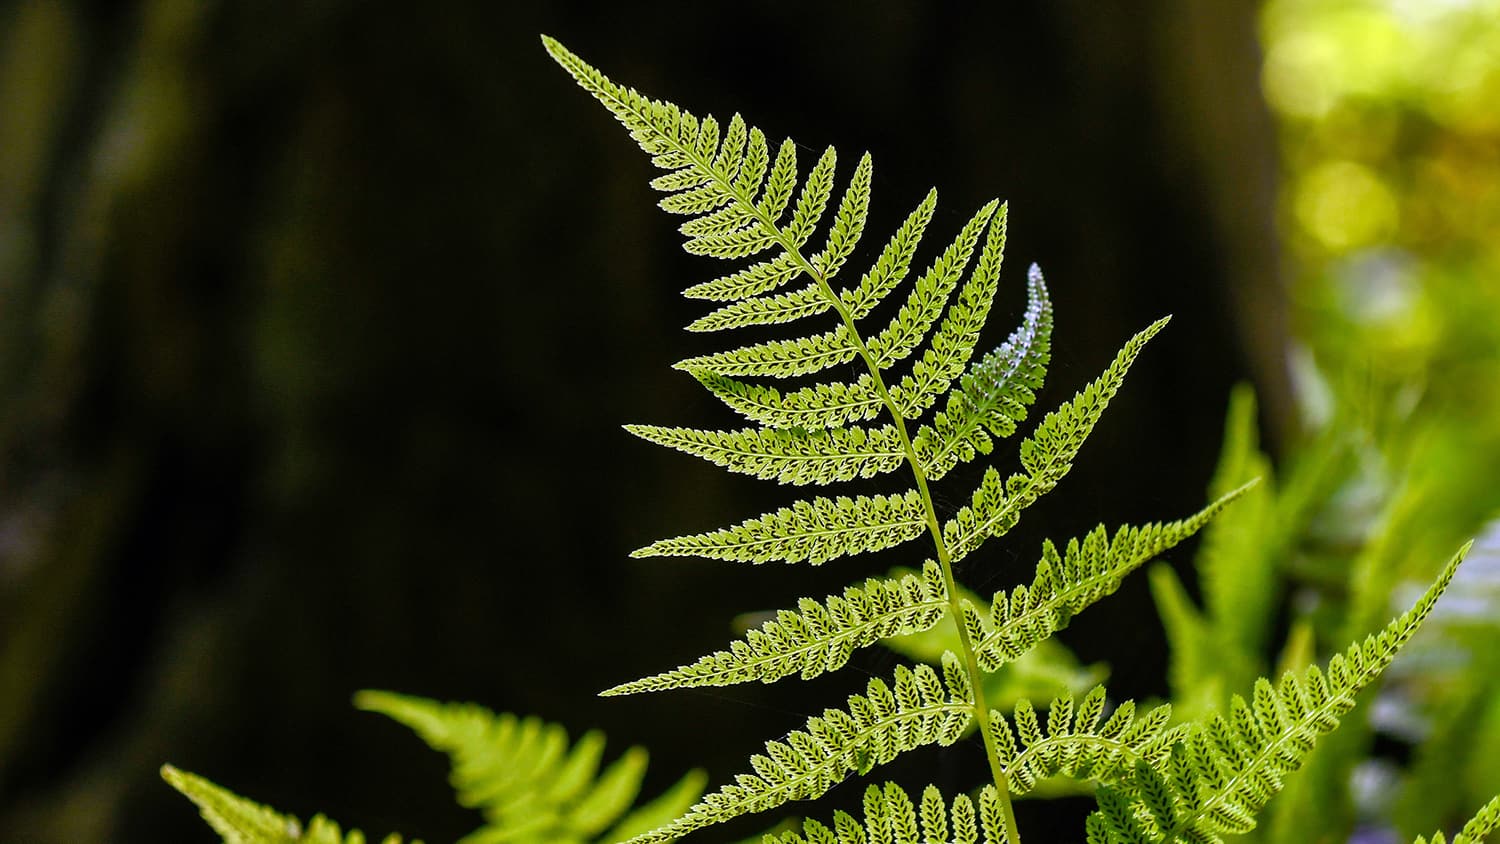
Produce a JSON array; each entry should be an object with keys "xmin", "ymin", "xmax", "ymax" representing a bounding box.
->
[{"xmin": 543, "ymin": 36, "xmax": 1484, "ymax": 844}]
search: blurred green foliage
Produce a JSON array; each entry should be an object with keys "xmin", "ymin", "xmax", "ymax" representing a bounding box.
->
[
  {"xmin": 1136, "ymin": 5, "xmax": 1500, "ymax": 840},
  {"xmin": 1155, "ymin": 383, "xmax": 1500, "ymax": 843}
]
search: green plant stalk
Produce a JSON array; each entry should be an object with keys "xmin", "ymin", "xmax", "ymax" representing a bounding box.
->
[
  {"xmin": 574, "ymin": 70, "xmax": 1025, "ymax": 839},
  {"xmin": 805, "ymin": 250, "xmax": 1025, "ymax": 844}
]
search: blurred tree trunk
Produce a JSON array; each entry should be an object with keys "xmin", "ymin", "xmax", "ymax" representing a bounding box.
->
[{"xmin": 0, "ymin": 2, "xmax": 1286, "ymax": 841}]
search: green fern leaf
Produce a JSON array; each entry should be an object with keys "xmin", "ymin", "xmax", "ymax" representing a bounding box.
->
[
  {"xmin": 688, "ymin": 282, "xmax": 831, "ymax": 332},
  {"xmin": 1196, "ymin": 384, "xmax": 1279, "ymax": 655},
  {"xmin": 673, "ymin": 325, "xmax": 858, "ymax": 378},
  {"xmin": 986, "ymin": 686, "xmax": 1183, "ymax": 796},
  {"xmin": 684, "ymin": 252, "xmax": 803, "ymax": 302},
  {"xmin": 913, "ymin": 264, "xmax": 1053, "ymax": 480},
  {"xmin": 598, "ymin": 773, "xmax": 713, "ymax": 844},
  {"xmin": 806, "ymin": 151, "xmax": 872, "ymax": 277},
  {"xmin": 692, "ymin": 370, "xmax": 887, "ymax": 430},
  {"xmin": 754, "ymin": 137, "xmax": 800, "ymax": 220},
  {"xmin": 162, "ymin": 766, "xmax": 305, "ymax": 843},
  {"xmin": 1147, "ymin": 561, "xmax": 1257, "ymax": 723},
  {"xmin": 1091, "ymin": 785, "xmax": 1154, "ymax": 844},
  {"xmin": 161, "ymin": 766, "xmax": 409, "ymax": 844},
  {"xmin": 1090, "ymin": 542, "xmax": 1471, "ymax": 844},
  {"xmin": 355, "ymin": 692, "xmax": 703, "ymax": 844},
  {"xmin": 622, "ymin": 658, "xmax": 974, "ymax": 844},
  {"xmin": 695, "ymin": 195, "xmax": 996, "ymax": 408},
  {"xmin": 782, "ymin": 145, "xmax": 839, "ymax": 253},
  {"xmin": 840, "ymin": 190, "xmax": 938, "ymax": 320},
  {"xmin": 632, "ymin": 489, "xmax": 929, "ymax": 565},
  {"xmin": 626, "ymin": 423, "xmax": 906, "ymax": 485},
  {"xmin": 966, "ymin": 483, "xmax": 1254, "ymax": 672},
  {"xmin": 683, "ymin": 223, "xmax": 778, "ymax": 259},
  {"xmin": 602, "ymin": 562, "xmax": 948, "ymax": 695},
  {"xmin": 943, "ymin": 317, "xmax": 1169, "ymax": 562},
  {"xmin": 768, "ymin": 782, "xmax": 1009, "ymax": 844}
]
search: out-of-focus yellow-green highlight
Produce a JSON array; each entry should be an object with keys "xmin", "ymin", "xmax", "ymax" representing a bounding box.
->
[{"xmin": 1262, "ymin": 0, "xmax": 1500, "ymax": 384}]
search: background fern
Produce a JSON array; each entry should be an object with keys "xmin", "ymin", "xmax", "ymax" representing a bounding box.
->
[
  {"xmin": 1151, "ymin": 382, "xmax": 1500, "ymax": 843},
  {"xmin": 165, "ymin": 694, "xmax": 749, "ymax": 844},
  {"xmin": 162, "ymin": 766, "xmax": 411, "ymax": 844}
]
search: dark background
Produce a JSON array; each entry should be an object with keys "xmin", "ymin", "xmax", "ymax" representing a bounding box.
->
[{"xmin": 0, "ymin": 2, "xmax": 1288, "ymax": 841}]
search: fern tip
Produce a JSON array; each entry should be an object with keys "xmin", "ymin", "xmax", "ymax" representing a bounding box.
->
[
  {"xmin": 539, "ymin": 34, "xmax": 568, "ymax": 60},
  {"xmin": 351, "ymin": 689, "xmax": 391, "ymax": 710},
  {"xmin": 1136, "ymin": 314, "xmax": 1173, "ymax": 343}
]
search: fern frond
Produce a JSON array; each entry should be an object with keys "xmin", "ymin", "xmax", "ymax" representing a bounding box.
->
[
  {"xmin": 840, "ymin": 190, "xmax": 938, "ymax": 320},
  {"xmin": 987, "ymin": 686, "xmax": 1184, "ymax": 796},
  {"xmin": 768, "ymin": 782, "xmax": 1009, "ymax": 844},
  {"xmin": 161, "ymin": 766, "xmax": 408, "ymax": 844},
  {"xmin": 782, "ymin": 145, "xmax": 839, "ymax": 255},
  {"xmin": 943, "ymin": 317, "xmax": 1169, "ymax": 562},
  {"xmin": 548, "ymin": 36, "xmax": 1273, "ymax": 844},
  {"xmin": 626, "ymin": 423, "xmax": 906, "ymax": 485},
  {"xmin": 914, "ymin": 264, "xmax": 1053, "ymax": 480},
  {"xmin": 1089, "ymin": 542, "xmax": 1471, "ymax": 844},
  {"xmin": 603, "ymin": 562, "xmax": 949, "ymax": 695},
  {"xmin": 693, "ymin": 370, "xmax": 887, "ymax": 430},
  {"xmin": 632, "ymin": 489, "xmax": 929, "ymax": 564},
  {"xmin": 966, "ymin": 483, "xmax": 1254, "ymax": 672},
  {"xmin": 1193, "ymin": 383, "xmax": 1280, "ymax": 659},
  {"xmin": 622, "ymin": 658, "xmax": 974, "ymax": 844},
  {"xmin": 1147, "ymin": 560, "xmax": 1258, "ymax": 723},
  {"xmin": 354, "ymin": 692, "xmax": 704, "ymax": 844}
]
